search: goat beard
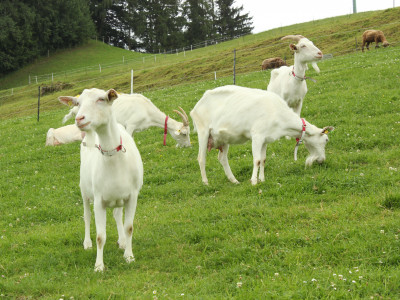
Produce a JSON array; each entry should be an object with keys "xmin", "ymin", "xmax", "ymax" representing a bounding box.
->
[{"xmin": 311, "ymin": 62, "xmax": 320, "ymax": 73}]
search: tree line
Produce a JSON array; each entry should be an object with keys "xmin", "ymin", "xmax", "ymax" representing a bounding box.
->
[{"xmin": 0, "ymin": 0, "xmax": 253, "ymax": 75}]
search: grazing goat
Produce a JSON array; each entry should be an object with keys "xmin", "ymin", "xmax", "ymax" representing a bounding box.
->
[
  {"xmin": 190, "ymin": 85, "xmax": 334, "ymax": 185},
  {"xmin": 59, "ymin": 88, "xmax": 143, "ymax": 272},
  {"xmin": 45, "ymin": 124, "xmax": 84, "ymax": 146},
  {"xmin": 62, "ymin": 93, "xmax": 191, "ymax": 147},
  {"xmin": 362, "ymin": 30, "xmax": 389, "ymax": 52},
  {"xmin": 267, "ymin": 35, "xmax": 323, "ymax": 115},
  {"xmin": 262, "ymin": 57, "xmax": 287, "ymax": 70}
]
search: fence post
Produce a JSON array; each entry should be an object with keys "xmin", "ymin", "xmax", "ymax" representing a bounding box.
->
[
  {"xmin": 233, "ymin": 49, "xmax": 236, "ymax": 85},
  {"xmin": 35, "ymin": 76, "xmax": 38, "ymax": 84},
  {"xmin": 29, "ymin": 75, "xmax": 31, "ymax": 85},
  {"xmin": 99, "ymin": 64, "xmax": 101, "ymax": 72},
  {"xmin": 131, "ymin": 70, "xmax": 133, "ymax": 94},
  {"xmin": 52, "ymin": 73, "xmax": 54, "ymax": 83},
  {"xmin": 37, "ymin": 86, "xmax": 41, "ymax": 122},
  {"xmin": 123, "ymin": 56, "xmax": 125, "ymax": 64},
  {"xmin": 214, "ymin": 71, "xmax": 217, "ymax": 81}
]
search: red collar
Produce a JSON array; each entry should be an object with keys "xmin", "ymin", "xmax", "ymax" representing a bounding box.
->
[
  {"xmin": 163, "ymin": 115, "xmax": 169, "ymax": 146},
  {"xmin": 95, "ymin": 136, "xmax": 126, "ymax": 156},
  {"xmin": 291, "ymin": 68, "xmax": 317, "ymax": 83},
  {"xmin": 294, "ymin": 118, "xmax": 306, "ymax": 161}
]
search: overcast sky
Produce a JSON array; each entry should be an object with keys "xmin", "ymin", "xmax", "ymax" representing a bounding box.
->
[{"xmin": 234, "ymin": 0, "xmax": 399, "ymax": 33}]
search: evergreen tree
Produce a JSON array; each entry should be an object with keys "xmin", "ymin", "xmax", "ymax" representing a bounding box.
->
[
  {"xmin": 215, "ymin": 0, "xmax": 253, "ymax": 38},
  {"xmin": 0, "ymin": 0, "xmax": 95, "ymax": 75},
  {"xmin": 139, "ymin": 0, "xmax": 184, "ymax": 52},
  {"xmin": 183, "ymin": 0, "xmax": 215, "ymax": 46}
]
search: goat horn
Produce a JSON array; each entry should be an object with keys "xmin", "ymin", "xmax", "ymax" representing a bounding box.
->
[
  {"xmin": 174, "ymin": 108, "xmax": 189, "ymax": 126},
  {"xmin": 178, "ymin": 107, "xmax": 189, "ymax": 122},
  {"xmin": 281, "ymin": 35, "xmax": 305, "ymax": 42}
]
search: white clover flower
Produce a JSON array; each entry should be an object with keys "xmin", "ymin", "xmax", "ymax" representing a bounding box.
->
[
  {"xmin": 380, "ymin": 230, "xmax": 385, "ymax": 234},
  {"xmin": 237, "ymin": 282, "xmax": 242, "ymax": 288}
]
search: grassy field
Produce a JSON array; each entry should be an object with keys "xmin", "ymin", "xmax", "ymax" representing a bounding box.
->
[
  {"xmin": 1, "ymin": 7, "xmax": 400, "ymax": 117},
  {"xmin": 1, "ymin": 8, "xmax": 400, "ymax": 299}
]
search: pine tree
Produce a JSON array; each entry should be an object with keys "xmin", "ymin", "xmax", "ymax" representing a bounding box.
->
[
  {"xmin": 183, "ymin": 0, "xmax": 215, "ymax": 46},
  {"xmin": 215, "ymin": 0, "xmax": 253, "ymax": 38},
  {"xmin": 0, "ymin": 0, "xmax": 94, "ymax": 75}
]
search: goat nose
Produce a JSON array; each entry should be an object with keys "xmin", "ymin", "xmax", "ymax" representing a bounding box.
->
[{"xmin": 317, "ymin": 51, "xmax": 323, "ymax": 56}]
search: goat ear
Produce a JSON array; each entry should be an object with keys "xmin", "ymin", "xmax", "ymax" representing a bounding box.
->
[
  {"xmin": 289, "ymin": 44, "xmax": 298, "ymax": 51},
  {"xmin": 107, "ymin": 89, "xmax": 118, "ymax": 102},
  {"xmin": 58, "ymin": 96, "xmax": 78, "ymax": 107},
  {"xmin": 321, "ymin": 126, "xmax": 335, "ymax": 135}
]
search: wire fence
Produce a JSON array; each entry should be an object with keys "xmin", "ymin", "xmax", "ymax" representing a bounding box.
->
[
  {"xmin": 1, "ymin": 19, "xmax": 399, "ymax": 95},
  {"xmin": 0, "ymin": 24, "xmax": 399, "ymax": 120}
]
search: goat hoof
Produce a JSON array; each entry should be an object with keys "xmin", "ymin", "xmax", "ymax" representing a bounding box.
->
[
  {"xmin": 230, "ymin": 178, "xmax": 239, "ymax": 184},
  {"xmin": 83, "ymin": 239, "xmax": 92, "ymax": 249},
  {"xmin": 251, "ymin": 179, "xmax": 258, "ymax": 186},
  {"xmin": 124, "ymin": 254, "xmax": 135, "ymax": 263},
  {"xmin": 94, "ymin": 263, "xmax": 104, "ymax": 272}
]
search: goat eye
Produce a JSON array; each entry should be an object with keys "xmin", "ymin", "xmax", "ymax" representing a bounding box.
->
[{"xmin": 301, "ymin": 45, "xmax": 306, "ymax": 48}]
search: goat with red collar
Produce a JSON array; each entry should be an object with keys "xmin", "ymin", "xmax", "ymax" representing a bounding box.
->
[
  {"xmin": 59, "ymin": 88, "xmax": 143, "ymax": 272},
  {"xmin": 190, "ymin": 85, "xmax": 334, "ymax": 186},
  {"xmin": 267, "ymin": 35, "xmax": 323, "ymax": 116}
]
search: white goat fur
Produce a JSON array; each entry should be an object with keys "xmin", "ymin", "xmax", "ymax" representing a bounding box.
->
[
  {"xmin": 62, "ymin": 93, "xmax": 191, "ymax": 147},
  {"xmin": 190, "ymin": 85, "xmax": 333, "ymax": 185},
  {"xmin": 59, "ymin": 88, "xmax": 143, "ymax": 272},
  {"xmin": 267, "ymin": 35, "xmax": 323, "ymax": 115},
  {"xmin": 45, "ymin": 124, "xmax": 84, "ymax": 146}
]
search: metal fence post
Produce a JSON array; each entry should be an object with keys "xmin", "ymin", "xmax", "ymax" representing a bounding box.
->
[
  {"xmin": 37, "ymin": 86, "xmax": 40, "ymax": 122},
  {"xmin": 131, "ymin": 70, "xmax": 133, "ymax": 94},
  {"xmin": 233, "ymin": 49, "xmax": 236, "ymax": 85}
]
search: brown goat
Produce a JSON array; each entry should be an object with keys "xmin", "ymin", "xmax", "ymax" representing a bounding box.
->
[
  {"xmin": 261, "ymin": 57, "xmax": 287, "ymax": 70},
  {"xmin": 362, "ymin": 30, "xmax": 389, "ymax": 52}
]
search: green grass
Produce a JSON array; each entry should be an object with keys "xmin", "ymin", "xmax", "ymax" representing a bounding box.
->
[{"xmin": 1, "ymin": 9, "xmax": 400, "ymax": 299}]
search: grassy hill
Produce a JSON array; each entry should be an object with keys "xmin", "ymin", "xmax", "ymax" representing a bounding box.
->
[
  {"xmin": 0, "ymin": 8, "xmax": 400, "ymax": 299},
  {"xmin": 0, "ymin": 7, "xmax": 399, "ymax": 120}
]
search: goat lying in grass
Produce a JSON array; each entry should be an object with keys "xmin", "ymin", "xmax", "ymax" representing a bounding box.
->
[
  {"xmin": 45, "ymin": 124, "xmax": 84, "ymax": 146},
  {"xmin": 60, "ymin": 93, "xmax": 191, "ymax": 147},
  {"xmin": 59, "ymin": 88, "xmax": 143, "ymax": 272}
]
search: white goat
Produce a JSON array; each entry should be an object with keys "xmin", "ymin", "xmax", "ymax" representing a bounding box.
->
[
  {"xmin": 267, "ymin": 35, "xmax": 323, "ymax": 115},
  {"xmin": 45, "ymin": 124, "xmax": 84, "ymax": 146},
  {"xmin": 62, "ymin": 93, "xmax": 191, "ymax": 147},
  {"xmin": 59, "ymin": 88, "xmax": 143, "ymax": 272},
  {"xmin": 190, "ymin": 85, "xmax": 334, "ymax": 185}
]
